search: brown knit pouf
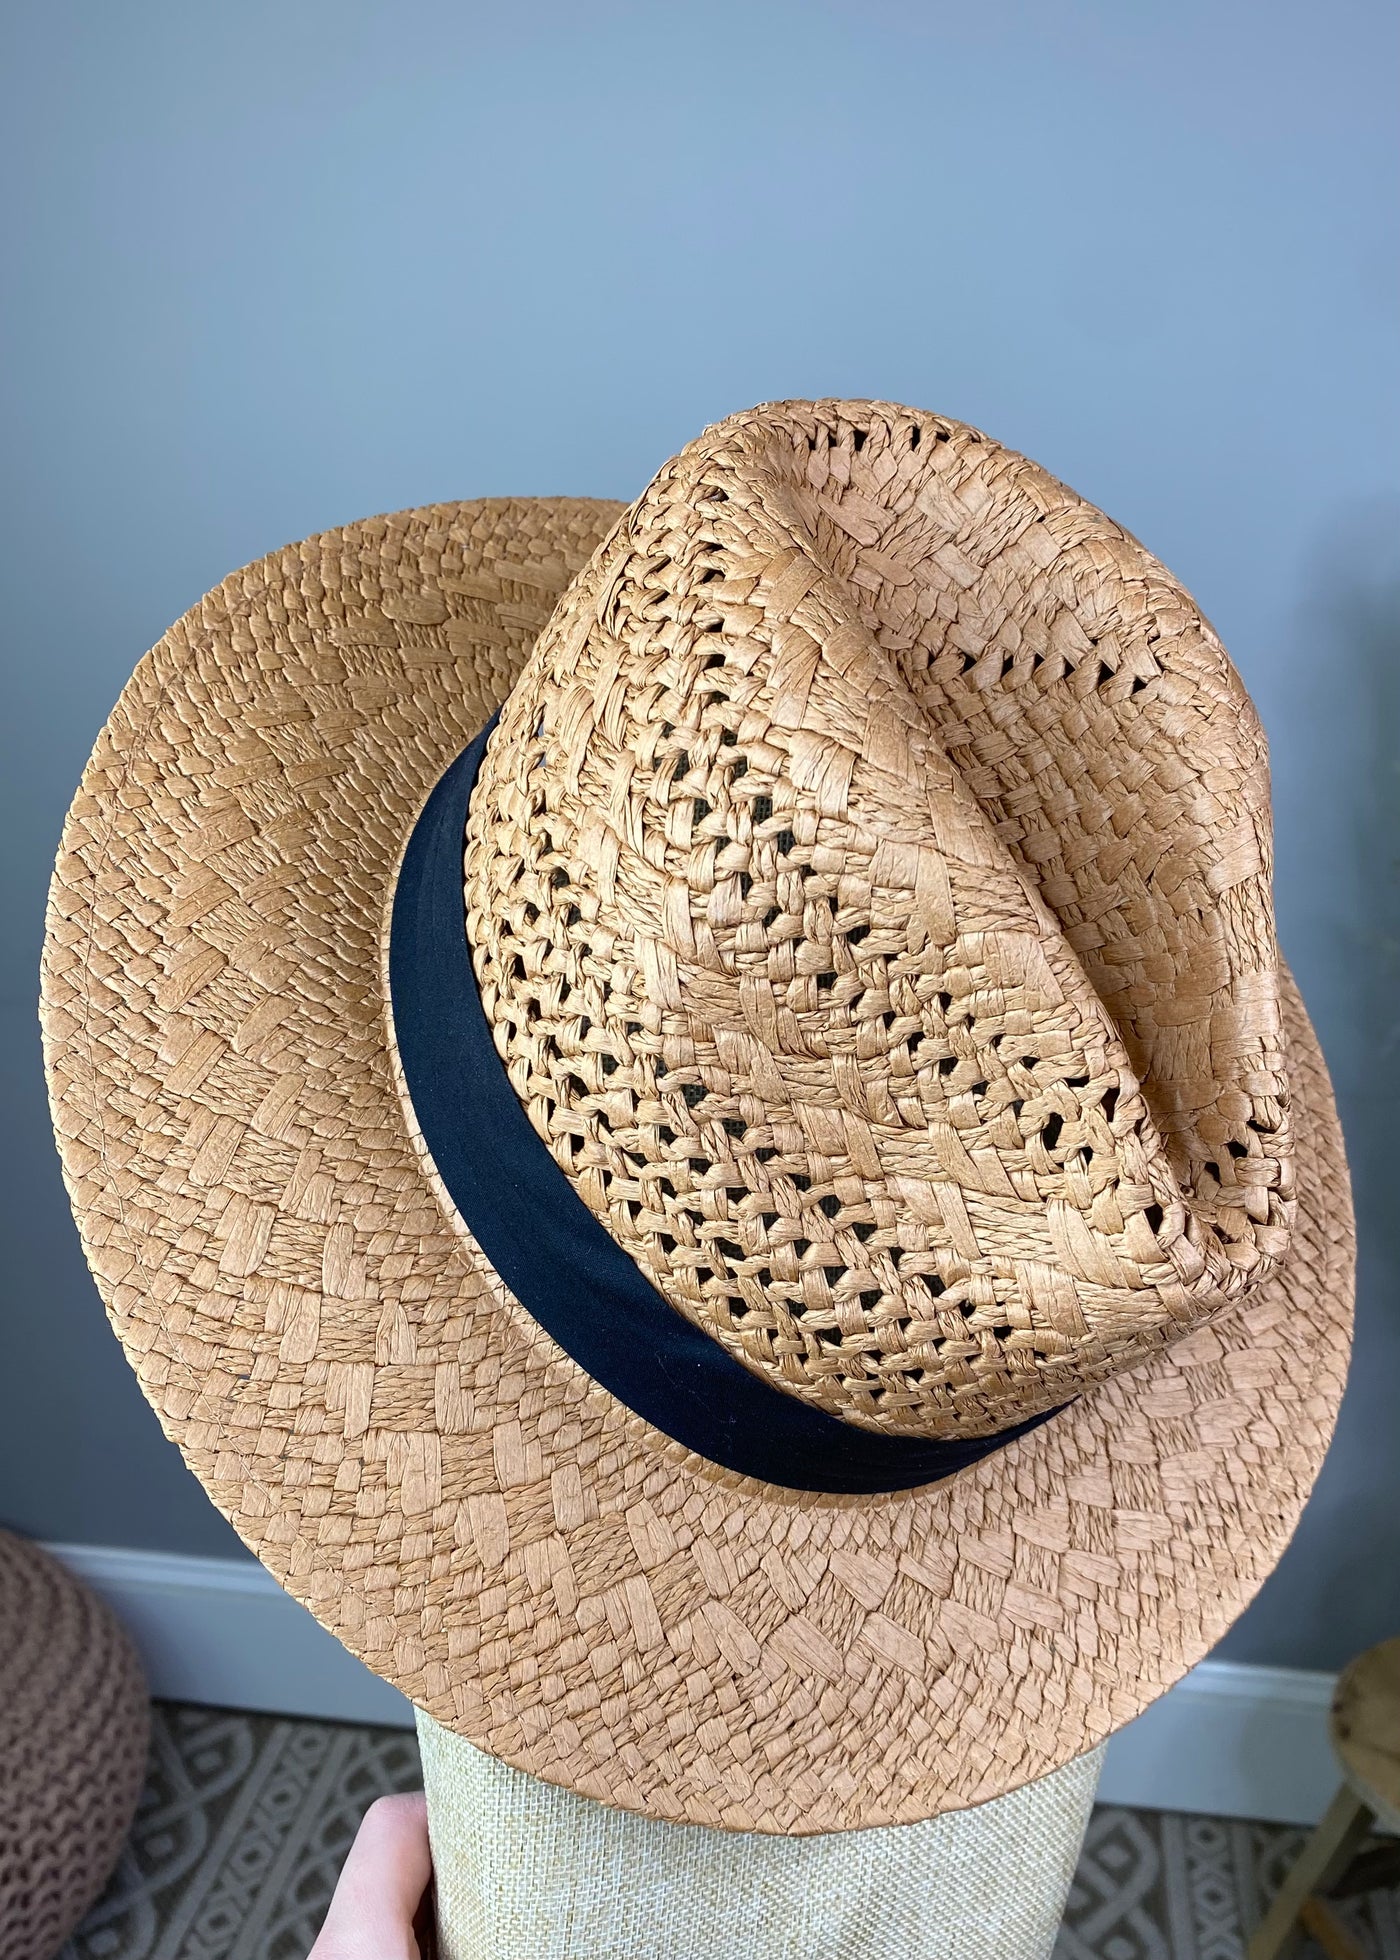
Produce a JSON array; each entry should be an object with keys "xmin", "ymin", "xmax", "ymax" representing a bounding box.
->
[{"xmin": 0, "ymin": 1532, "xmax": 149, "ymax": 1960}]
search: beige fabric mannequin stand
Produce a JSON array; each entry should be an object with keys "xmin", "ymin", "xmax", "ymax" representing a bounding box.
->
[{"xmin": 417, "ymin": 1713, "xmax": 1103, "ymax": 1960}]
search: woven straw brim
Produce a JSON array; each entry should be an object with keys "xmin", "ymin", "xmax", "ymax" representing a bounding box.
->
[{"xmin": 42, "ymin": 496, "xmax": 1353, "ymax": 1834}]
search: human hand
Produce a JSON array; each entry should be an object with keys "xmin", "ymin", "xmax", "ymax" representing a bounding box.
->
[{"xmin": 308, "ymin": 1792, "xmax": 435, "ymax": 1959}]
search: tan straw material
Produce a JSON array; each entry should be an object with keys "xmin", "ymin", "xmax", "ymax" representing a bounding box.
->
[{"xmin": 42, "ymin": 401, "xmax": 1353, "ymax": 1833}]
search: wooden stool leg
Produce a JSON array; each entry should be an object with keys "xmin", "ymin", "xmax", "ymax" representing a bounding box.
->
[
  {"xmin": 1298, "ymin": 1895, "xmax": 1369, "ymax": 1960},
  {"xmin": 1247, "ymin": 1784, "xmax": 1374, "ymax": 1960}
]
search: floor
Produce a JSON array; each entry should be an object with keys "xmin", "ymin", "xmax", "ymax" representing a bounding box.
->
[{"xmin": 58, "ymin": 1703, "xmax": 1400, "ymax": 1960}]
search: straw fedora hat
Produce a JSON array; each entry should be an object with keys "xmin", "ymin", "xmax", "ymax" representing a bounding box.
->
[{"xmin": 42, "ymin": 400, "xmax": 1353, "ymax": 1834}]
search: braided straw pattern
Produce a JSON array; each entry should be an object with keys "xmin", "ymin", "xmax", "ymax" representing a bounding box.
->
[
  {"xmin": 467, "ymin": 402, "xmax": 1292, "ymax": 1438},
  {"xmin": 41, "ymin": 435, "xmax": 1352, "ymax": 1832}
]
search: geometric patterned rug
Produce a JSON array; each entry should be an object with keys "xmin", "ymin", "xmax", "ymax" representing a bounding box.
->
[
  {"xmin": 57, "ymin": 1703, "xmax": 1400, "ymax": 1960},
  {"xmin": 58, "ymin": 1705, "xmax": 422, "ymax": 1960}
]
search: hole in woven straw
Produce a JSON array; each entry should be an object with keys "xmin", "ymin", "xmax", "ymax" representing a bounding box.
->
[
  {"xmin": 1130, "ymin": 675, "xmax": 1149, "ymax": 695},
  {"xmin": 853, "ymin": 1221, "xmax": 876, "ymax": 1243},
  {"xmin": 1226, "ymin": 1137, "xmax": 1249, "ymax": 1159},
  {"xmin": 723, "ymin": 1117, "xmax": 746, "ymax": 1138},
  {"xmin": 824, "ymin": 1263, "xmax": 846, "ymax": 1285},
  {"xmin": 992, "ymin": 1323, "xmax": 1013, "ymax": 1341},
  {"xmin": 818, "ymin": 1194, "xmax": 841, "ymax": 1219},
  {"xmin": 1101, "ymin": 1084, "xmax": 1119, "ymax": 1121},
  {"xmin": 921, "ymin": 1274, "xmax": 946, "ymax": 1300},
  {"xmin": 846, "ymin": 922, "xmax": 870, "ymax": 945},
  {"xmin": 682, "ymin": 1082, "xmax": 707, "ymax": 1108},
  {"xmin": 860, "ymin": 1288, "xmax": 881, "ymax": 1309},
  {"xmin": 739, "ymin": 870, "xmax": 753, "ymax": 898},
  {"xmin": 776, "ymin": 827, "xmax": 796, "ymax": 855},
  {"xmin": 935, "ymin": 991, "xmax": 953, "ymax": 1015},
  {"xmin": 718, "ymin": 1238, "xmax": 743, "ymax": 1261},
  {"xmin": 817, "ymin": 970, "xmax": 836, "ymax": 990},
  {"xmin": 851, "ymin": 428, "xmax": 869, "ymax": 451},
  {"xmin": 729, "ymin": 746, "xmax": 746, "ymax": 769},
  {"xmin": 550, "ymin": 866, "xmax": 570, "ymax": 889},
  {"xmin": 692, "ymin": 1154, "xmax": 713, "ymax": 1174},
  {"xmin": 761, "ymin": 1210, "xmax": 778, "ymax": 1230},
  {"xmin": 659, "ymin": 1124, "xmax": 676, "ymax": 1144},
  {"xmin": 1040, "ymin": 1111, "xmax": 1064, "ymax": 1151},
  {"xmin": 795, "ymin": 1237, "xmax": 811, "ymax": 1258},
  {"xmin": 1144, "ymin": 1202, "xmax": 1165, "ymax": 1234},
  {"xmin": 1095, "ymin": 661, "xmax": 1114, "ymax": 688},
  {"xmin": 792, "ymin": 1173, "xmax": 811, "ymax": 1192},
  {"xmin": 565, "ymin": 904, "xmax": 582, "ymax": 926},
  {"xmin": 763, "ymin": 906, "xmax": 781, "ymax": 927},
  {"xmin": 660, "ymin": 1233, "xmax": 677, "ymax": 1254},
  {"xmin": 693, "ymin": 798, "xmax": 711, "ymax": 823},
  {"xmin": 703, "ymin": 650, "xmax": 725, "ymax": 670},
  {"xmin": 675, "ymin": 751, "xmax": 691, "ymax": 779},
  {"xmin": 909, "ymin": 424, "xmax": 922, "ymax": 449},
  {"xmin": 969, "ymin": 1079, "xmax": 988, "ymax": 1098},
  {"xmin": 1000, "ymin": 651, "xmax": 1017, "ymax": 680},
  {"xmin": 752, "ymin": 793, "xmax": 773, "ymax": 824},
  {"xmin": 756, "ymin": 1145, "xmax": 778, "ymax": 1163}
]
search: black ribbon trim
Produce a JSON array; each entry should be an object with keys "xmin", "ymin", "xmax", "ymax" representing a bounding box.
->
[{"xmin": 387, "ymin": 716, "xmax": 1062, "ymax": 1494}]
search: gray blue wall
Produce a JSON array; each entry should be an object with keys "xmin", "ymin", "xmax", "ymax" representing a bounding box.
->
[{"xmin": 2, "ymin": 0, "xmax": 1396, "ymax": 1667}]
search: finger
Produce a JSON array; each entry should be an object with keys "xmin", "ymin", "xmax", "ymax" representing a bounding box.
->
[{"xmin": 309, "ymin": 1792, "xmax": 432, "ymax": 1960}]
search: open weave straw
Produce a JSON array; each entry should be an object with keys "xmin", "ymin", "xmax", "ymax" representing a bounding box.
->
[
  {"xmin": 40, "ymin": 403, "xmax": 1352, "ymax": 1831},
  {"xmin": 466, "ymin": 402, "xmax": 1293, "ymax": 1437}
]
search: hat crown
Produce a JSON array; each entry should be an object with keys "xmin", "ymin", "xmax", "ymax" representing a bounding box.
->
[{"xmin": 463, "ymin": 401, "xmax": 1294, "ymax": 1440}]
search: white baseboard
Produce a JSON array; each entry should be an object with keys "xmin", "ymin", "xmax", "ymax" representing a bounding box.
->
[
  {"xmin": 1096, "ymin": 1655, "xmax": 1342, "ymax": 1827},
  {"xmin": 46, "ymin": 1542, "xmax": 1346, "ymax": 1827},
  {"xmin": 46, "ymin": 1540, "xmax": 414, "ymax": 1730}
]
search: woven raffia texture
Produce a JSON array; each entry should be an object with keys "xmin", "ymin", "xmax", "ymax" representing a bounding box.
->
[
  {"xmin": 40, "ymin": 419, "xmax": 1353, "ymax": 1831},
  {"xmin": 417, "ymin": 1709, "xmax": 1105, "ymax": 1960},
  {"xmin": 0, "ymin": 1534, "xmax": 148, "ymax": 1960},
  {"xmin": 467, "ymin": 402, "xmax": 1294, "ymax": 1438}
]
